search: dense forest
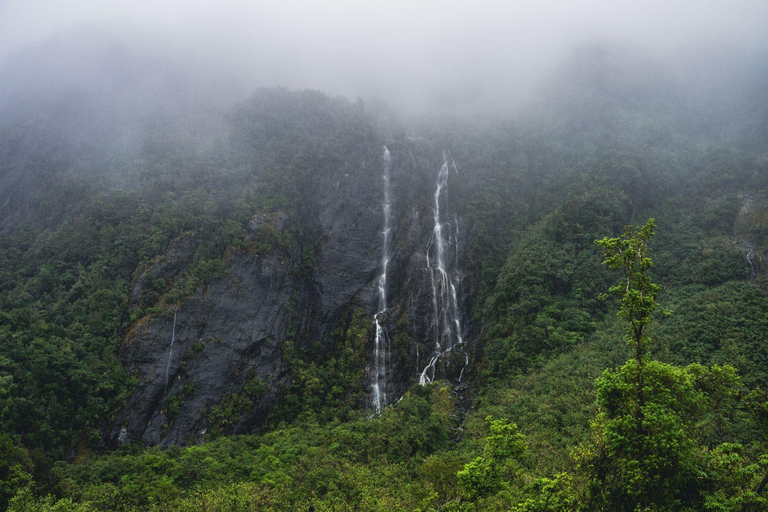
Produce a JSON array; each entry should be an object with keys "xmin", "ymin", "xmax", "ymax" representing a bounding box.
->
[{"xmin": 1, "ymin": 35, "xmax": 768, "ymax": 511}]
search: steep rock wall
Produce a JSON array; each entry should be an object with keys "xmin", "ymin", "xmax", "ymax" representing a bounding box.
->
[{"xmin": 110, "ymin": 141, "xmax": 478, "ymax": 446}]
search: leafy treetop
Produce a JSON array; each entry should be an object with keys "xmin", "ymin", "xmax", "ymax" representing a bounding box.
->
[{"xmin": 595, "ymin": 218, "xmax": 663, "ymax": 364}]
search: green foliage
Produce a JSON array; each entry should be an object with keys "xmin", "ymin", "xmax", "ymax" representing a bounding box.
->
[
  {"xmin": 203, "ymin": 393, "xmax": 252, "ymax": 437},
  {"xmin": 457, "ymin": 417, "xmax": 527, "ymax": 502},
  {"xmin": 587, "ymin": 360, "xmax": 710, "ymax": 509},
  {"xmin": 0, "ymin": 435, "xmax": 34, "ymax": 511},
  {"xmin": 582, "ymin": 219, "xmax": 768, "ymax": 511},
  {"xmin": 658, "ymin": 282, "xmax": 768, "ymax": 389},
  {"xmin": 0, "ymin": 87, "xmax": 377, "ymax": 466},
  {"xmin": 702, "ymin": 444, "xmax": 768, "ymax": 511},
  {"xmin": 482, "ymin": 189, "xmax": 624, "ymax": 381},
  {"xmin": 3, "ymin": 84, "xmax": 768, "ymax": 512},
  {"xmin": 595, "ymin": 218, "xmax": 663, "ymax": 363},
  {"xmin": 271, "ymin": 308, "xmax": 370, "ymax": 425},
  {"xmin": 243, "ymin": 377, "xmax": 266, "ymax": 402},
  {"xmin": 580, "ymin": 360, "xmax": 766, "ymax": 511},
  {"xmin": 4, "ymin": 385, "xmax": 453, "ymax": 511},
  {"xmin": 418, "ymin": 453, "xmax": 465, "ymax": 510}
]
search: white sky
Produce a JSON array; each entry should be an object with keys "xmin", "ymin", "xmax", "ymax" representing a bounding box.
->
[
  {"xmin": 1, "ymin": 1, "xmax": 766, "ymax": 111},
  {"xmin": 2, "ymin": 0, "xmax": 766, "ymax": 56}
]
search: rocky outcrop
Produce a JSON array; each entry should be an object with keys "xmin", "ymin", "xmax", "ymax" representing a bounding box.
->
[
  {"xmin": 734, "ymin": 192, "xmax": 768, "ymax": 290},
  {"xmin": 110, "ymin": 141, "xmax": 479, "ymax": 446},
  {"xmin": 111, "ymin": 246, "xmax": 296, "ymax": 446}
]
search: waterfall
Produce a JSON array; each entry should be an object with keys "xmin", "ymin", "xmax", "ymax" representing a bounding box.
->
[
  {"xmin": 164, "ymin": 309, "xmax": 178, "ymax": 392},
  {"xmin": 371, "ymin": 146, "xmax": 392, "ymax": 413},
  {"xmin": 420, "ymin": 152, "xmax": 464, "ymax": 385},
  {"xmin": 458, "ymin": 352, "xmax": 469, "ymax": 382},
  {"xmin": 746, "ymin": 244, "xmax": 757, "ymax": 282}
]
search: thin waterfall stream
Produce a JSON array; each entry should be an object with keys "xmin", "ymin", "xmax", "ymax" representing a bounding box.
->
[
  {"xmin": 420, "ymin": 152, "xmax": 465, "ymax": 385},
  {"xmin": 164, "ymin": 309, "xmax": 178, "ymax": 393},
  {"xmin": 371, "ymin": 146, "xmax": 392, "ymax": 412},
  {"xmin": 746, "ymin": 244, "xmax": 757, "ymax": 282}
]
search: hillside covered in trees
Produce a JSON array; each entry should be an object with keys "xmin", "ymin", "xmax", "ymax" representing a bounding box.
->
[{"xmin": 1, "ymin": 30, "xmax": 768, "ymax": 511}]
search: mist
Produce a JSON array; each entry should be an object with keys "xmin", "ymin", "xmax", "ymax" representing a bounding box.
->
[
  {"xmin": 1, "ymin": 0, "xmax": 767, "ymax": 118},
  {"xmin": 4, "ymin": 5, "xmax": 768, "ymax": 503}
]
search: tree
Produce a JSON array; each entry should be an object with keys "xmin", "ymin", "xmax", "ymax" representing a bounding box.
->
[
  {"xmin": 455, "ymin": 416, "xmax": 527, "ymax": 505},
  {"xmin": 595, "ymin": 218, "xmax": 662, "ymax": 384},
  {"xmin": 0, "ymin": 434, "xmax": 33, "ymax": 511},
  {"xmin": 592, "ymin": 219, "xmax": 664, "ymax": 509},
  {"xmin": 584, "ymin": 219, "xmax": 728, "ymax": 510}
]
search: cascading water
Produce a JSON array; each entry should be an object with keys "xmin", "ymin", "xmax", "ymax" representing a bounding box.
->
[
  {"xmin": 420, "ymin": 152, "xmax": 464, "ymax": 384},
  {"xmin": 746, "ymin": 244, "xmax": 757, "ymax": 282},
  {"xmin": 164, "ymin": 309, "xmax": 178, "ymax": 392},
  {"xmin": 159, "ymin": 308, "xmax": 178, "ymax": 442},
  {"xmin": 371, "ymin": 146, "xmax": 392, "ymax": 413}
]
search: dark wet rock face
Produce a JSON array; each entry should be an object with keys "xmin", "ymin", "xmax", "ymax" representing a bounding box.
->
[
  {"xmin": 734, "ymin": 192, "xmax": 768, "ymax": 289},
  {"xmin": 112, "ymin": 249, "xmax": 295, "ymax": 446},
  {"xmin": 111, "ymin": 142, "xmax": 478, "ymax": 446}
]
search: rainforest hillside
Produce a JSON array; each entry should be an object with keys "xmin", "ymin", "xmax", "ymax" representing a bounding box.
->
[{"xmin": 1, "ymin": 36, "xmax": 768, "ymax": 511}]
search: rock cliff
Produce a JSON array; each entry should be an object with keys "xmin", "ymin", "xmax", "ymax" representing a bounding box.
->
[{"xmin": 109, "ymin": 138, "xmax": 478, "ymax": 446}]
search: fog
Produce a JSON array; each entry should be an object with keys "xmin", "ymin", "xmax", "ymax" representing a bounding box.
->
[{"xmin": 1, "ymin": 0, "xmax": 767, "ymax": 116}]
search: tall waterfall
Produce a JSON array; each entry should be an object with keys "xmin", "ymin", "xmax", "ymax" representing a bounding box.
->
[
  {"xmin": 420, "ymin": 152, "xmax": 464, "ymax": 384},
  {"xmin": 372, "ymin": 146, "xmax": 392, "ymax": 412}
]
